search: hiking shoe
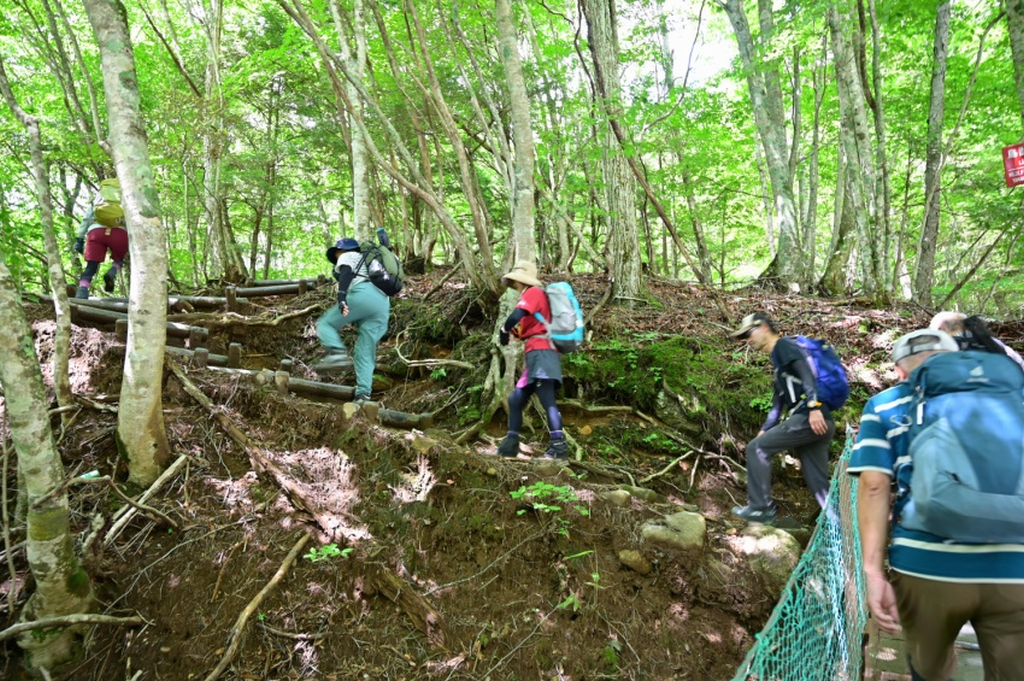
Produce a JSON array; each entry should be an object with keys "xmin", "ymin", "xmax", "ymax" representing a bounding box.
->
[
  {"xmin": 732, "ymin": 504, "xmax": 777, "ymax": 525},
  {"xmin": 353, "ymin": 392, "xmax": 371, "ymax": 403},
  {"xmin": 543, "ymin": 438, "xmax": 569, "ymax": 460},
  {"xmin": 74, "ymin": 286, "xmax": 90, "ymax": 299},
  {"xmin": 315, "ymin": 350, "xmax": 353, "ymax": 372},
  {"xmin": 496, "ymin": 435, "xmax": 520, "ymax": 458},
  {"xmin": 102, "ymin": 268, "xmax": 117, "ymax": 293}
]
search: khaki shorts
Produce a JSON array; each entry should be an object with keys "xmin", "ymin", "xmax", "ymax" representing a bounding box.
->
[{"xmin": 893, "ymin": 571, "xmax": 1024, "ymax": 680}]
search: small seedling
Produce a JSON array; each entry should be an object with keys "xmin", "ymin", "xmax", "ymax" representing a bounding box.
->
[
  {"xmin": 304, "ymin": 543, "xmax": 353, "ymax": 563},
  {"xmin": 510, "ymin": 482, "xmax": 589, "ymax": 536}
]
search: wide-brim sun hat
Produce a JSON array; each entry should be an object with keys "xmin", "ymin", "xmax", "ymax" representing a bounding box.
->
[
  {"xmin": 501, "ymin": 261, "xmax": 543, "ymax": 288},
  {"xmin": 892, "ymin": 328, "xmax": 958, "ymax": 364},
  {"xmin": 326, "ymin": 237, "xmax": 361, "ymax": 263},
  {"xmin": 730, "ymin": 312, "xmax": 772, "ymax": 338}
]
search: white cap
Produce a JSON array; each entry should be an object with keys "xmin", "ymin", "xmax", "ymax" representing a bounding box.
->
[{"xmin": 892, "ymin": 329, "xmax": 958, "ymax": 364}]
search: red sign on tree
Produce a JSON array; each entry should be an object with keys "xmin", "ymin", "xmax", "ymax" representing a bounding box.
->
[{"xmin": 1004, "ymin": 143, "xmax": 1024, "ymax": 187}]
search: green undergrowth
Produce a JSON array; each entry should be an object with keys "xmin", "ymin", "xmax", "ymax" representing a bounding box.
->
[{"xmin": 565, "ymin": 333, "xmax": 771, "ymax": 434}]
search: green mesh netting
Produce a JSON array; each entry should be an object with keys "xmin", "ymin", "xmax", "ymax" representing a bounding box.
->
[{"xmin": 731, "ymin": 434, "xmax": 866, "ymax": 681}]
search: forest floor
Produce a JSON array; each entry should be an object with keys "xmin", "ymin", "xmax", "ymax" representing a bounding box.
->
[{"xmin": 3, "ymin": 269, "xmax": 1013, "ymax": 681}]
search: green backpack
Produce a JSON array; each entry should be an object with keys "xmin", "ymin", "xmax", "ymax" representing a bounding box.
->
[
  {"xmin": 357, "ymin": 241, "xmax": 403, "ymax": 296},
  {"xmin": 93, "ymin": 178, "xmax": 125, "ymax": 228}
]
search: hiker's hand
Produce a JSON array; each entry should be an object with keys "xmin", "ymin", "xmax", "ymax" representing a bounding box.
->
[
  {"xmin": 499, "ymin": 330, "xmax": 510, "ymax": 346},
  {"xmin": 865, "ymin": 572, "xmax": 901, "ymax": 634},
  {"xmin": 73, "ymin": 237, "xmax": 84, "ymax": 254},
  {"xmin": 341, "ymin": 302, "xmax": 350, "ymax": 317},
  {"xmin": 808, "ymin": 409, "xmax": 828, "ymax": 435}
]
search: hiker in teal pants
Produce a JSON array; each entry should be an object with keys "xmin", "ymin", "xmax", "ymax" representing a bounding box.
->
[{"xmin": 314, "ymin": 238, "xmax": 391, "ymax": 402}]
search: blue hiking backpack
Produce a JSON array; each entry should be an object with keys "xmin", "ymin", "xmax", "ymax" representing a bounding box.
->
[
  {"xmin": 900, "ymin": 350, "xmax": 1024, "ymax": 543},
  {"xmin": 789, "ymin": 335, "xmax": 850, "ymax": 410},
  {"xmin": 534, "ymin": 282, "xmax": 585, "ymax": 354}
]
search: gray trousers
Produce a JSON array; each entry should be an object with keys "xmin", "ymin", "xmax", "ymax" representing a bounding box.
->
[{"xmin": 746, "ymin": 411, "xmax": 835, "ymax": 510}]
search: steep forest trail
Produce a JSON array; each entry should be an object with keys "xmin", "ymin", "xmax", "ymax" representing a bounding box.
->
[{"xmin": 6, "ymin": 269, "xmax": 1019, "ymax": 680}]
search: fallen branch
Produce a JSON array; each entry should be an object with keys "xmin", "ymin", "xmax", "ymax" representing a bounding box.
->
[
  {"xmin": 204, "ymin": 532, "xmax": 311, "ymax": 681},
  {"xmin": 558, "ymin": 400, "xmax": 632, "ymax": 414},
  {"xmin": 393, "ymin": 331, "xmax": 474, "ymax": 370},
  {"xmin": 369, "ymin": 564, "xmax": 446, "ymax": 648},
  {"xmin": 82, "ymin": 454, "xmax": 190, "ymax": 554},
  {"xmin": 166, "ymin": 304, "xmax": 322, "ymax": 328},
  {"xmin": 35, "ymin": 473, "xmax": 177, "ymax": 530},
  {"xmin": 259, "ymin": 623, "xmax": 327, "ymax": 641},
  {"xmin": 168, "ymin": 360, "xmax": 343, "ymax": 530},
  {"xmin": 101, "ymin": 477, "xmax": 179, "ymax": 531},
  {"xmin": 0, "ymin": 614, "xmax": 144, "ymax": 642},
  {"xmin": 423, "ymin": 266, "xmax": 460, "ymax": 300},
  {"xmin": 639, "ymin": 452, "xmax": 695, "ymax": 484}
]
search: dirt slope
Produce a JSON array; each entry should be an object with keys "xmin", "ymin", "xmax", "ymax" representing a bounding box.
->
[{"xmin": 4, "ymin": 272, "xmax": 1014, "ymax": 680}]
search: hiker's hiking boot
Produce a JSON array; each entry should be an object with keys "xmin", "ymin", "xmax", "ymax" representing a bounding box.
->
[
  {"xmin": 353, "ymin": 392, "xmax": 371, "ymax": 403},
  {"xmin": 732, "ymin": 504, "xmax": 777, "ymax": 525},
  {"xmin": 103, "ymin": 268, "xmax": 117, "ymax": 293},
  {"xmin": 74, "ymin": 286, "xmax": 90, "ymax": 299},
  {"xmin": 496, "ymin": 435, "xmax": 520, "ymax": 458},
  {"xmin": 315, "ymin": 349, "xmax": 353, "ymax": 372},
  {"xmin": 543, "ymin": 437, "xmax": 569, "ymax": 460}
]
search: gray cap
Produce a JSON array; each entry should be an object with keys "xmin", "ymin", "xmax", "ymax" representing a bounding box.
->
[
  {"xmin": 730, "ymin": 312, "xmax": 772, "ymax": 338},
  {"xmin": 892, "ymin": 329, "xmax": 958, "ymax": 364}
]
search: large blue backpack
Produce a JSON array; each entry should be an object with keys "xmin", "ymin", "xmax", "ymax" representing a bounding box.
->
[
  {"xmin": 900, "ymin": 350, "xmax": 1024, "ymax": 543},
  {"xmin": 789, "ymin": 335, "xmax": 849, "ymax": 410},
  {"xmin": 533, "ymin": 282, "xmax": 585, "ymax": 354}
]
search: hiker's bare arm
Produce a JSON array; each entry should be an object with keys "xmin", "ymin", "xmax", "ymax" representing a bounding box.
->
[{"xmin": 857, "ymin": 470, "xmax": 900, "ymax": 634}]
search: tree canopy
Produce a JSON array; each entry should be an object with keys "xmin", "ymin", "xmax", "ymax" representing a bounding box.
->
[{"xmin": 0, "ymin": 0, "xmax": 1019, "ymax": 311}]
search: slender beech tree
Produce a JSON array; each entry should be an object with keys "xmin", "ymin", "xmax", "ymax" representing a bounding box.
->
[
  {"xmin": 200, "ymin": 0, "xmax": 247, "ymax": 282},
  {"xmin": 329, "ymin": 0, "xmax": 371, "ymax": 241},
  {"xmin": 720, "ymin": 0, "xmax": 802, "ymax": 289},
  {"xmin": 580, "ymin": 0, "xmax": 644, "ymax": 301},
  {"xmin": 913, "ymin": 1, "xmax": 950, "ymax": 307},
  {"xmin": 0, "ymin": 259, "xmax": 92, "ymax": 671},
  {"xmin": 497, "ymin": 0, "xmax": 537, "ymax": 264},
  {"xmin": 83, "ymin": 0, "xmax": 171, "ymax": 487},
  {"xmin": 828, "ymin": 0, "xmax": 886, "ymax": 298},
  {"xmin": 0, "ymin": 54, "xmax": 73, "ymax": 413}
]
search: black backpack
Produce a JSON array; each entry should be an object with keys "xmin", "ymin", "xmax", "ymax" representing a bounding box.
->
[
  {"xmin": 956, "ymin": 316, "xmax": 1011, "ymax": 356},
  {"xmin": 356, "ymin": 241, "xmax": 403, "ymax": 297}
]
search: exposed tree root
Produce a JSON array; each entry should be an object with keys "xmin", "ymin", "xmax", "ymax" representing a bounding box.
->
[
  {"xmin": 203, "ymin": 532, "xmax": 310, "ymax": 681},
  {"xmin": 0, "ymin": 614, "xmax": 144, "ymax": 642}
]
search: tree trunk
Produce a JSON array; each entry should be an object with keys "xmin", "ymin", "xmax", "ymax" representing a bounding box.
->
[
  {"xmin": 330, "ymin": 0, "xmax": 371, "ymax": 241},
  {"xmin": 0, "ymin": 260, "xmax": 93, "ymax": 670},
  {"xmin": 200, "ymin": 0, "xmax": 246, "ymax": 283},
  {"xmin": 496, "ymin": 0, "xmax": 537, "ymax": 264},
  {"xmin": 819, "ymin": 164, "xmax": 856, "ymax": 295},
  {"xmin": 0, "ymin": 56, "xmax": 74, "ymax": 413},
  {"xmin": 828, "ymin": 1, "xmax": 886, "ymax": 299},
  {"xmin": 581, "ymin": 0, "xmax": 643, "ymax": 301},
  {"xmin": 722, "ymin": 0, "xmax": 802, "ymax": 288},
  {"xmin": 866, "ymin": 0, "xmax": 894, "ymax": 285},
  {"xmin": 802, "ymin": 36, "xmax": 827, "ymax": 286},
  {"xmin": 1007, "ymin": 0, "xmax": 1024, "ymax": 129},
  {"xmin": 913, "ymin": 1, "xmax": 950, "ymax": 307},
  {"xmin": 83, "ymin": 0, "xmax": 172, "ymax": 487}
]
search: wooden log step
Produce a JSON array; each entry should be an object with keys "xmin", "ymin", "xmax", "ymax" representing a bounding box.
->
[
  {"xmin": 70, "ymin": 305, "xmax": 209, "ymax": 342},
  {"xmin": 229, "ymin": 283, "xmax": 307, "ymax": 297},
  {"xmin": 164, "ymin": 346, "xmax": 231, "ymax": 368},
  {"xmin": 243, "ymin": 276, "xmax": 325, "ymax": 289},
  {"xmin": 202, "ymin": 366, "xmax": 431, "ymax": 427}
]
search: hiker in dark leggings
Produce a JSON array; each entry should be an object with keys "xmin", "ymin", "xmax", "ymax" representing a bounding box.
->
[{"xmin": 495, "ymin": 261, "xmax": 568, "ymax": 460}]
